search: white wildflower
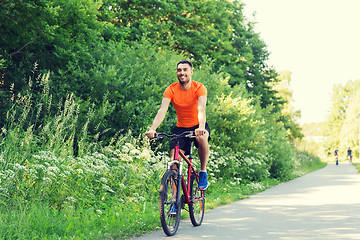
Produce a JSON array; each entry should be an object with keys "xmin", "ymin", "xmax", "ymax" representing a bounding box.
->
[
  {"xmin": 42, "ymin": 177, "xmax": 52, "ymax": 185},
  {"xmin": 65, "ymin": 196, "xmax": 77, "ymax": 203},
  {"xmin": 14, "ymin": 163, "xmax": 26, "ymax": 171},
  {"xmin": 121, "ymin": 145, "xmax": 129, "ymax": 153},
  {"xmin": 125, "ymin": 142, "xmax": 134, "ymax": 150},
  {"xmin": 103, "ymin": 185, "xmax": 114, "ymax": 193},
  {"xmin": 47, "ymin": 171, "xmax": 56, "ymax": 178},
  {"xmin": 130, "ymin": 149, "xmax": 140, "ymax": 155},
  {"xmin": 100, "ymin": 177, "xmax": 108, "ymax": 183},
  {"xmin": 120, "ymin": 155, "xmax": 133, "ymax": 162},
  {"xmin": 140, "ymin": 149, "xmax": 151, "ymax": 159}
]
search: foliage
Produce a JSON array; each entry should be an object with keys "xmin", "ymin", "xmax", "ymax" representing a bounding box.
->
[
  {"xmin": 207, "ymin": 145, "xmax": 270, "ymax": 184},
  {"xmin": 273, "ymin": 71, "xmax": 303, "ymax": 140},
  {"xmin": 324, "ymin": 80, "xmax": 360, "ymax": 158},
  {"xmin": 58, "ymin": 40, "xmax": 182, "ymax": 136},
  {"xmin": 259, "ymin": 107, "xmax": 296, "ymax": 180},
  {"xmin": 0, "ymin": 55, "xmax": 9, "ymax": 122},
  {"xmin": 0, "ymin": 90, "xmax": 162, "ymax": 239},
  {"xmin": 0, "ymin": 0, "xmax": 107, "ymax": 127},
  {"xmin": 99, "ymin": 0, "xmax": 283, "ymax": 110},
  {"xmin": 354, "ymin": 162, "xmax": 360, "ymax": 175},
  {"xmin": 1, "ymin": 0, "xmax": 301, "ymax": 147}
]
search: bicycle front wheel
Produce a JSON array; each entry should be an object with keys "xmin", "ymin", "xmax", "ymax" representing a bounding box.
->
[
  {"xmin": 189, "ymin": 171, "xmax": 205, "ymax": 226},
  {"xmin": 159, "ymin": 169, "xmax": 181, "ymax": 236}
]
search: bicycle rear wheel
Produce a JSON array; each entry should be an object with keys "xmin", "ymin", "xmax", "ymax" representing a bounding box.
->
[
  {"xmin": 189, "ymin": 171, "xmax": 205, "ymax": 226},
  {"xmin": 159, "ymin": 169, "xmax": 181, "ymax": 236}
]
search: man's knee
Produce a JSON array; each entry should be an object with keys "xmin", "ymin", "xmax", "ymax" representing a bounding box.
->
[{"xmin": 197, "ymin": 134, "xmax": 209, "ymax": 148}]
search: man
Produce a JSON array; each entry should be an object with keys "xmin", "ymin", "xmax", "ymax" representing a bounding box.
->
[
  {"xmin": 146, "ymin": 60, "xmax": 210, "ymax": 190},
  {"xmin": 347, "ymin": 147, "xmax": 352, "ymax": 164},
  {"xmin": 335, "ymin": 147, "xmax": 339, "ymax": 165}
]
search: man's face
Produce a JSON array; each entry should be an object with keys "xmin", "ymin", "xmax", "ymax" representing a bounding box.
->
[{"xmin": 177, "ymin": 63, "xmax": 193, "ymax": 85}]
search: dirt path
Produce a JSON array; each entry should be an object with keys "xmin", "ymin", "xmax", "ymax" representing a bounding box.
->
[{"xmin": 135, "ymin": 162, "xmax": 360, "ymax": 239}]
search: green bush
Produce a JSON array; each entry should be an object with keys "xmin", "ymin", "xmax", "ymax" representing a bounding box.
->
[{"xmin": 207, "ymin": 146, "xmax": 270, "ymax": 184}]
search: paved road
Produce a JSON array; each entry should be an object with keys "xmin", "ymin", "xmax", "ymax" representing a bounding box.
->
[{"xmin": 135, "ymin": 162, "xmax": 360, "ymax": 240}]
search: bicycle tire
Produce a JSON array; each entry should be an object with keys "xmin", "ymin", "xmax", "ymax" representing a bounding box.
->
[
  {"xmin": 159, "ymin": 169, "xmax": 181, "ymax": 236},
  {"xmin": 189, "ymin": 171, "xmax": 205, "ymax": 226}
]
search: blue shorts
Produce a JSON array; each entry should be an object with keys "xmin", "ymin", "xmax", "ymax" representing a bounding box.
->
[{"xmin": 170, "ymin": 122, "xmax": 211, "ymax": 155}]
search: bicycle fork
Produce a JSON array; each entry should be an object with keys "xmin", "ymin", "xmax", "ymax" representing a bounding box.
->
[{"xmin": 167, "ymin": 145, "xmax": 183, "ymax": 207}]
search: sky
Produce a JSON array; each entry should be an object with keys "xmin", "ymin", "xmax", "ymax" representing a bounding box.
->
[{"xmin": 241, "ymin": 0, "xmax": 360, "ymax": 124}]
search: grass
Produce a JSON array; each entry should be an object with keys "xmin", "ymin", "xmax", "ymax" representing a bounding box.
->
[
  {"xmin": 0, "ymin": 180, "xmax": 278, "ymax": 239},
  {"xmin": 353, "ymin": 162, "xmax": 360, "ymax": 173},
  {"xmin": 0, "ymin": 160, "xmax": 326, "ymax": 240}
]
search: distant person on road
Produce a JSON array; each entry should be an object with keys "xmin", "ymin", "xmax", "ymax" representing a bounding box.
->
[
  {"xmin": 347, "ymin": 147, "xmax": 353, "ymax": 164},
  {"xmin": 335, "ymin": 147, "xmax": 339, "ymax": 165}
]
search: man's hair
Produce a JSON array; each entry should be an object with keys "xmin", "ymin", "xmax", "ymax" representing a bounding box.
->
[{"xmin": 177, "ymin": 60, "xmax": 192, "ymax": 69}]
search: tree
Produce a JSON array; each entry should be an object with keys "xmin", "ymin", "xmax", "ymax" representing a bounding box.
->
[
  {"xmin": 325, "ymin": 80, "xmax": 360, "ymax": 156},
  {"xmin": 98, "ymin": 0, "xmax": 282, "ymax": 110},
  {"xmin": 0, "ymin": 0, "xmax": 106, "ymax": 124},
  {"xmin": 272, "ymin": 71, "xmax": 303, "ymax": 140}
]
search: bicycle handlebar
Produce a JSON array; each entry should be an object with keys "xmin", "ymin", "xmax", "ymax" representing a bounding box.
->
[{"xmin": 154, "ymin": 131, "xmax": 196, "ymax": 140}]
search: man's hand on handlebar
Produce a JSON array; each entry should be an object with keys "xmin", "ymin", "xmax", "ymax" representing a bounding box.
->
[
  {"xmin": 146, "ymin": 130, "xmax": 157, "ymax": 139},
  {"xmin": 195, "ymin": 128, "xmax": 206, "ymax": 137}
]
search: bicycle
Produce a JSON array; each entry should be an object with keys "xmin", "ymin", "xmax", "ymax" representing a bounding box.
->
[
  {"xmin": 335, "ymin": 155, "xmax": 339, "ymax": 165},
  {"xmin": 153, "ymin": 131, "xmax": 206, "ymax": 236}
]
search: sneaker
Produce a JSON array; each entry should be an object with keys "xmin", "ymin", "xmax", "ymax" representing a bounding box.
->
[
  {"xmin": 198, "ymin": 171, "xmax": 208, "ymax": 190},
  {"xmin": 167, "ymin": 203, "xmax": 177, "ymax": 215}
]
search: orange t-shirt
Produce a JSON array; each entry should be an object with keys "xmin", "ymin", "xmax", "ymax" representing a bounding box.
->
[{"xmin": 163, "ymin": 81, "xmax": 207, "ymax": 128}]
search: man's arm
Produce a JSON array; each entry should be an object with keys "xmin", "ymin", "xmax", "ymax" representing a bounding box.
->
[
  {"xmin": 196, "ymin": 95, "xmax": 207, "ymax": 136},
  {"xmin": 146, "ymin": 97, "xmax": 171, "ymax": 138}
]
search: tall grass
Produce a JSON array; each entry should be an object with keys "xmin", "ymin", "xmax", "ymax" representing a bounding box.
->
[
  {"xmin": 0, "ymin": 72, "xmax": 164, "ymax": 238},
  {"xmin": 0, "ymin": 139, "xmax": 162, "ymax": 238},
  {"xmin": 1, "ymin": 71, "xmax": 76, "ymax": 167},
  {"xmin": 292, "ymin": 150, "xmax": 327, "ymax": 177}
]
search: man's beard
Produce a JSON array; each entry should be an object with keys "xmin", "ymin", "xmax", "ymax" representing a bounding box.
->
[{"xmin": 178, "ymin": 75, "xmax": 190, "ymax": 85}]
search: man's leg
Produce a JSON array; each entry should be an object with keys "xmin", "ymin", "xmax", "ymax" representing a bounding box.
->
[
  {"xmin": 197, "ymin": 131, "xmax": 209, "ymax": 190},
  {"xmin": 197, "ymin": 131, "xmax": 210, "ymax": 171}
]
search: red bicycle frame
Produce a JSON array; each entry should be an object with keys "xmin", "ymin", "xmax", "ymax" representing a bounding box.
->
[{"xmin": 172, "ymin": 142, "xmax": 200, "ymax": 205}]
